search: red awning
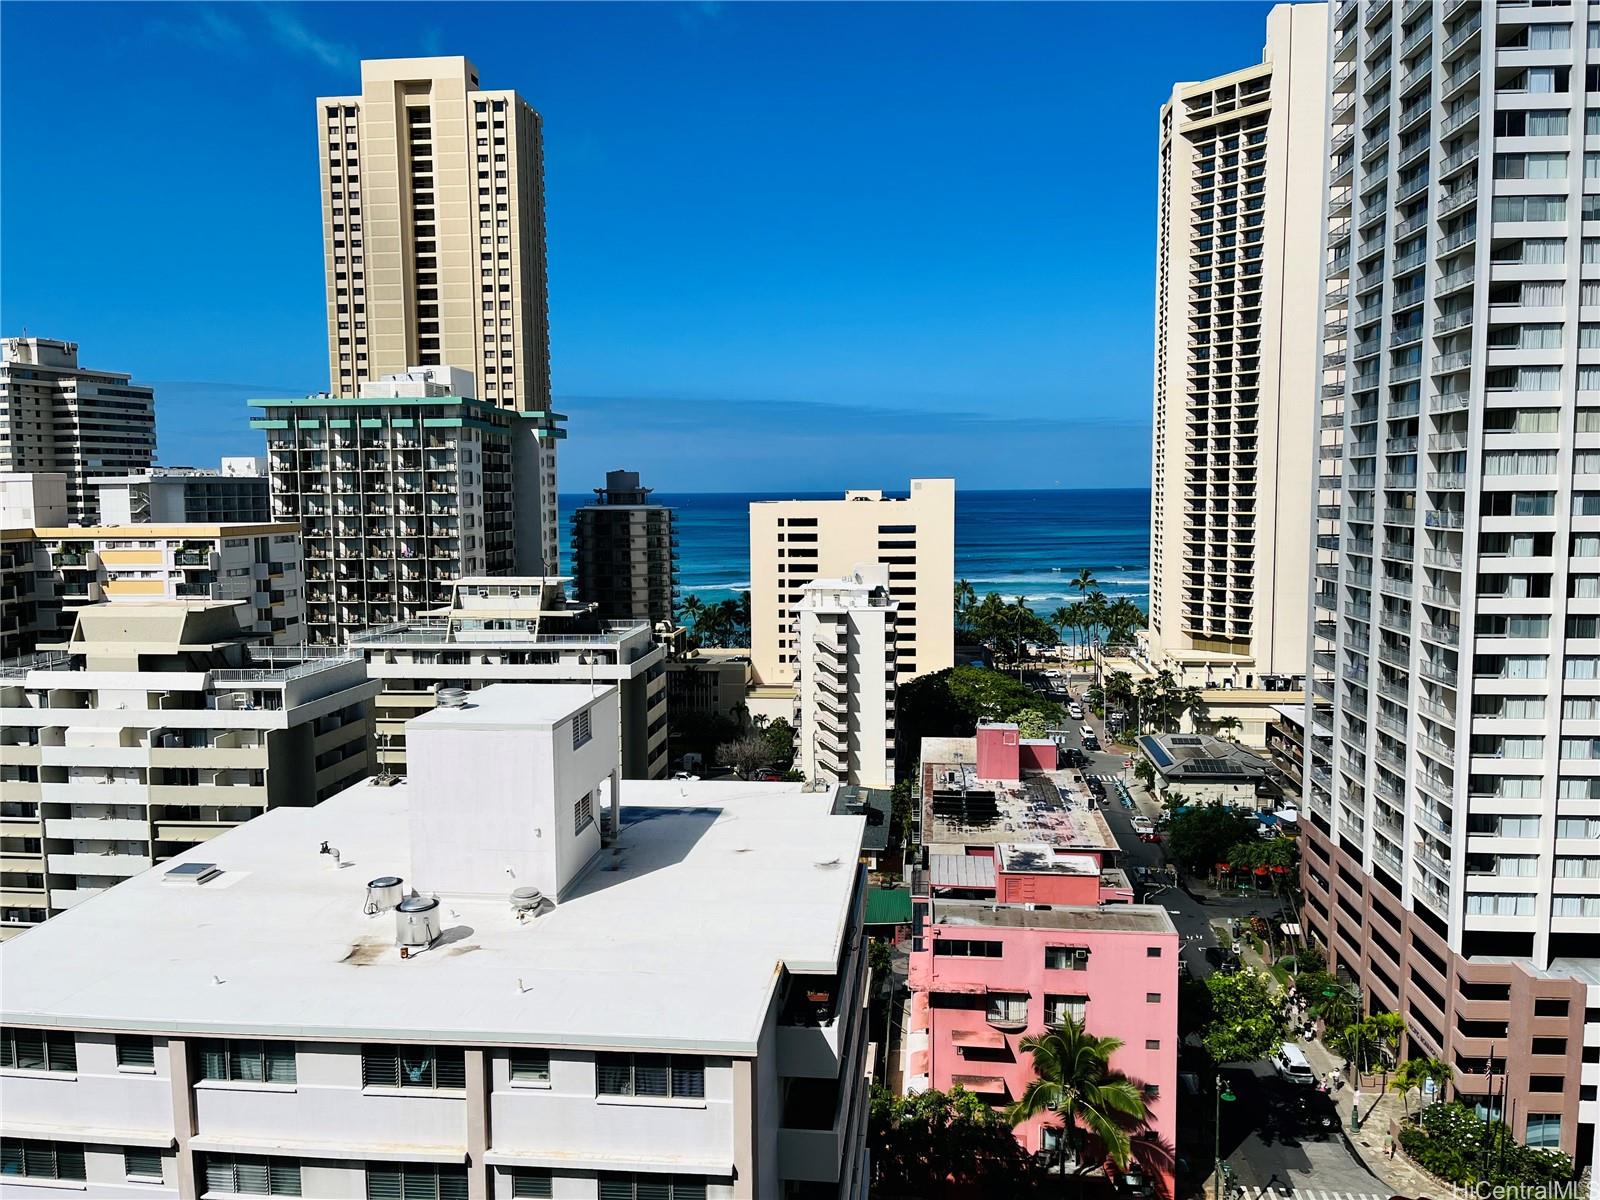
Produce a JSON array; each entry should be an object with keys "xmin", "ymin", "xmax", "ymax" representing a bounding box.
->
[{"xmin": 950, "ymin": 1027, "xmax": 1007, "ymax": 1050}]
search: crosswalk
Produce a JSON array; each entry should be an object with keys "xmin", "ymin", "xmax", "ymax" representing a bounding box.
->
[{"xmin": 1231, "ymin": 1190, "xmax": 1396, "ymax": 1200}]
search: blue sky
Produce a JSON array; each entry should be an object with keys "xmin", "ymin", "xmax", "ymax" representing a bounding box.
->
[{"xmin": 1, "ymin": 1, "xmax": 1274, "ymax": 491}]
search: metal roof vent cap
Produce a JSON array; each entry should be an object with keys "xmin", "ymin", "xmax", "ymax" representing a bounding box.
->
[
  {"xmin": 365, "ymin": 876, "xmax": 404, "ymax": 915},
  {"xmin": 436, "ymin": 687, "xmax": 470, "ymax": 708},
  {"xmin": 510, "ymin": 886, "xmax": 545, "ymax": 920},
  {"xmin": 395, "ymin": 895, "xmax": 441, "ymax": 950}
]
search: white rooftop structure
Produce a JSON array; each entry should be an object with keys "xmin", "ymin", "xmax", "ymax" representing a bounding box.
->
[{"xmin": 1, "ymin": 686, "xmax": 865, "ymax": 1053}]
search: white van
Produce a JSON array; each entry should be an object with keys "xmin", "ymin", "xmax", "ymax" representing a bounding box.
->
[
  {"xmin": 1273, "ymin": 1042, "xmax": 1316, "ymax": 1086},
  {"xmin": 1080, "ymin": 724, "xmax": 1095, "ymax": 740}
]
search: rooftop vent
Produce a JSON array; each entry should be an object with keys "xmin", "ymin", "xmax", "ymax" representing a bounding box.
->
[
  {"xmin": 163, "ymin": 862, "xmax": 221, "ymax": 886},
  {"xmin": 365, "ymin": 876, "xmax": 405, "ymax": 915},
  {"xmin": 510, "ymin": 886, "xmax": 544, "ymax": 919},
  {"xmin": 436, "ymin": 688, "xmax": 470, "ymax": 708},
  {"xmin": 395, "ymin": 894, "xmax": 441, "ymax": 949}
]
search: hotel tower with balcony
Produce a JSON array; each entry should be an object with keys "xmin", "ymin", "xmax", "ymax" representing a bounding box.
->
[
  {"xmin": 1148, "ymin": 5, "xmax": 1329, "ymax": 711},
  {"xmin": 1305, "ymin": 0, "xmax": 1599, "ymax": 1166},
  {"xmin": 318, "ymin": 56, "xmax": 563, "ymax": 577}
]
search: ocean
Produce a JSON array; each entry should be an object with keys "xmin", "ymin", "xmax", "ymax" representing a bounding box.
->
[{"xmin": 561, "ymin": 488, "xmax": 1151, "ymax": 616}]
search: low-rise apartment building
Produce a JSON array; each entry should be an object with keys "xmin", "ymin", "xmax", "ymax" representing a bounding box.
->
[
  {"xmin": 348, "ymin": 577, "xmax": 668, "ymax": 779},
  {"xmin": 26, "ymin": 523, "xmax": 305, "ymax": 646},
  {"xmin": 0, "ymin": 684, "xmax": 871, "ymax": 1198},
  {"xmin": 795, "ymin": 566, "xmax": 897, "ymax": 788},
  {"xmin": 93, "ymin": 462, "xmax": 270, "ymax": 525},
  {"xmin": 0, "ymin": 602, "xmax": 376, "ymax": 940},
  {"xmin": 904, "ymin": 900, "xmax": 1177, "ymax": 1192}
]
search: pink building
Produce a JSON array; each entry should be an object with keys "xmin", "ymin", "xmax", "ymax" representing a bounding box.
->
[
  {"xmin": 905, "ymin": 901, "xmax": 1178, "ymax": 1196},
  {"xmin": 927, "ymin": 842, "xmax": 1135, "ymax": 906},
  {"xmin": 975, "ymin": 722, "xmax": 1060, "ymax": 779}
]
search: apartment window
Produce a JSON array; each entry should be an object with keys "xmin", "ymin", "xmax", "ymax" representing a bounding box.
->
[
  {"xmin": 361, "ymin": 1045, "xmax": 464, "ymax": 1089},
  {"xmin": 1464, "ymin": 893, "xmax": 1535, "ymax": 917},
  {"xmin": 1553, "ymin": 896, "xmax": 1600, "ymax": 917},
  {"xmin": 116, "ymin": 1034, "xmax": 155, "ymax": 1069},
  {"xmin": 202, "ymin": 1154, "xmax": 302, "ymax": 1196},
  {"xmin": 1146, "ymin": 1039, "xmax": 1161, "ymax": 1050},
  {"xmin": 1494, "ymin": 152, "xmax": 1568, "ymax": 180},
  {"xmin": 1146, "ymin": 992, "xmax": 1163, "ymax": 1003},
  {"xmin": 598, "ymin": 1176, "xmax": 707, "ymax": 1200},
  {"xmin": 1556, "ymin": 817, "xmax": 1600, "ymax": 838},
  {"xmin": 1044, "ymin": 994, "xmax": 1088, "ymax": 1025},
  {"xmin": 1, "ymin": 1027, "xmax": 76, "ymax": 1072},
  {"xmin": 596, "ymin": 1052, "xmax": 704, "ymax": 1099},
  {"xmin": 574, "ymin": 792, "xmax": 594, "ymax": 836},
  {"xmin": 935, "ymin": 938, "xmax": 1002, "ymax": 958},
  {"xmin": 509, "ymin": 1048, "xmax": 551, "ymax": 1083},
  {"xmin": 198, "ymin": 1039, "xmax": 295, "ymax": 1084},
  {"xmin": 572, "ymin": 707, "xmax": 593, "ymax": 749},
  {"xmin": 1044, "ymin": 944, "xmax": 1089, "ymax": 969},
  {"xmin": 0, "ymin": 1140, "xmax": 85, "ymax": 1182},
  {"xmin": 124, "ymin": 1147, "xmax": 164, "ymax": 1181},
  {"xmin": 1534, "ymin": 998, "xmax": 1570, "ymax": 1017},
  {"xmin": 1145, "ymin": 946, "xmax": 1163, "ymax": 958},
  {"xmin": 366, "ymin": 1164, "xmax": 466, "ymax": 1200},
  {"xmin": 1525, "ymin": 1114, "xmax": 1562, "ymax": 1149},
  {"xmin": 510, "ymin": 1173, "xmax": 553, "ymax": 1199}
]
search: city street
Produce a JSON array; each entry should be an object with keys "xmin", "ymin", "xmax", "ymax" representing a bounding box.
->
[{"xmin": 1041, "ymin": 670, "xmax": 1386, "ymax": 1199}]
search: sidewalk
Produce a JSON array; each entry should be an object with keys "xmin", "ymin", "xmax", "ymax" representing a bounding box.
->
[{"xmin": 1296, "ymin": 1030, "xmax": 1444, "ymax": 1198}]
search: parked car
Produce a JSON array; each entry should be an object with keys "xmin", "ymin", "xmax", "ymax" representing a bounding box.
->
[
  {"xmin": 672, "ymin": 771, "xmax": 700, "ymax": 782},
  {"xmin": 752, "ymin": 768, "xmax": 783, "ymax": 782},
  {"xmin": 1082, "ymin": 736, "xmax": 1100, "ymax": 752},
  {"xmin": 1068, "ymin": 702, "xmax": 1084, "ymax": 719}
]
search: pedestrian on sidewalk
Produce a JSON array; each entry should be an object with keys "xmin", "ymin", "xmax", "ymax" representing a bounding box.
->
[{"xmin": 1385, "ymin": 1133, "xmax": 1396, "ymax": 1160}]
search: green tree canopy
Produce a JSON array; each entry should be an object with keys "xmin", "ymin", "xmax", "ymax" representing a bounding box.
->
[
  {"xmin": 896, "ymin": 666, "xmax": 1066, "ymax": 778},
  {"xmin": 1202, "ymin": 968, "xmax": 1289, "ymax": 1063},
  {"xmin": 1163, "ymin": 804, "xmax": 1261, "ymax": 873},
  {"xmin": 868, "ymin": 1085, "xmax": 1049, "ymax": 1199}
]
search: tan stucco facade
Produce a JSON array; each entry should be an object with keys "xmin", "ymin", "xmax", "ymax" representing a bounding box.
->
[
  {"xmin": 749, "ymin": 479, "xmax": 954, "ymax": 688},
  {"xmin": 1147, "ymin": 4, "xmax": 1327, "ymax": 690}
]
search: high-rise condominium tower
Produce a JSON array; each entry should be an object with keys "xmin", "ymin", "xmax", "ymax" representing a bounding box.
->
[
  {"xmin": 1307, "ymin": 0, "xmax": 1599, "ymax": 1165},
  {"xmin": 1148, "ymin": 4, "xmax": 1328, "ymax": 694},
  {"xmin": 571, "ymin": 469, "xmax": 679, "ymax": 626},
  {"xmin": 319, "ymin": 57, "xmax": 561, "ymax": 573},
  {"xmin": 795, "ymin": 565, "xmax": 898, "ymax": 787},
  {"xmin": 0, "ymin": 337, "xmax": 155, "ymax": 526}
]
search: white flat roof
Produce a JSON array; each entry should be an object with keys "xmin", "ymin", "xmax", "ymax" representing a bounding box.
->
[
  {"xmin": 415, "ymin": 682, "xmax": 608, "ymax": 728},
  {"xmin": 0, "ymin": 779, "xmax": 865, "ymax": 1054}
]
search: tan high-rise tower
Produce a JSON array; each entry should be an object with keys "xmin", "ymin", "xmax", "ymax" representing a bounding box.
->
[
  {"xmin": 318, "ymin": 56, "xmax": 561, "ymax": 572},
  {"xmin": 1147, "ymin": 5, "xmax": 1327, "ymax": 699}
]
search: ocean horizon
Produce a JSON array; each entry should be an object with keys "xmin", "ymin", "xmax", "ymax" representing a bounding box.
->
[{"xmin": 561, "ymin": 487, "xmax": 1152, "ymax": 617}]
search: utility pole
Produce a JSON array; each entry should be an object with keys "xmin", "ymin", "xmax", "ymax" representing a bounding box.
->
[{"xmin": 1213, "ymin": 1073, "xmax": 1236, "ymax": 1200}]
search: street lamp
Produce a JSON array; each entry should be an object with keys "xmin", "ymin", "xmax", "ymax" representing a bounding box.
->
[{"xmin": 1213, "ymin": 1074, "xmax": 1236, "ymax": 1200}]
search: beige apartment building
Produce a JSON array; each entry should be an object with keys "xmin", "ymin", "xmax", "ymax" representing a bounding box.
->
[
  {"xmin": 0, "ymin": 337, "xmax": 156, "ymax": 526},
  {"xmin": 1146, "ymin": 4, "xmax": 1327, "ymax": 707},
  {"xmin": 0, "ymin": 602, "xmax": 376, "ymax": 941},
  {"xmin": 348, "ymin": 576, "xmax": 669, "ymax": 779},
  {"xmin": 318, "ymin": 56, "xmax": 562, "ymax": 573},
  {"xmin": 750, "ymin": 478, "xmax": 954, "ymax": 696}
]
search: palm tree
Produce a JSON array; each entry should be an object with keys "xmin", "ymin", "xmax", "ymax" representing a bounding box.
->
[
  {"xmin": 1080, "ymin": 590, "xmax": 1110, "ymax": 688},
  {"xmin": 954, "ymin": 579, "xmax": 978, "ymax": 633},
  {"xmin": 1050, "ymin": 605, "xmax": 1076, "ymax": 660},
  {"xmin": 1070, "ymin": 568, "xmax": 1098, "ymax": 598},
  {"xmin": 1105, "ymin": 597, "xmax": 1144, "ymax": 648},
  {"xmin": 1391, "ymin": 1055, "xmax": 1451, "ymax": 1119},
  {"xmin": 1212, "ymin": 714, "xmax": 1243, "ymax": 742},
  {"xmin": 679, "ymin": 594, "xmax": 705, "ymax": 632},
  {"xmin": 1007, "ymin": 1017, "xmax": 1149, "ymax": 1185}
]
